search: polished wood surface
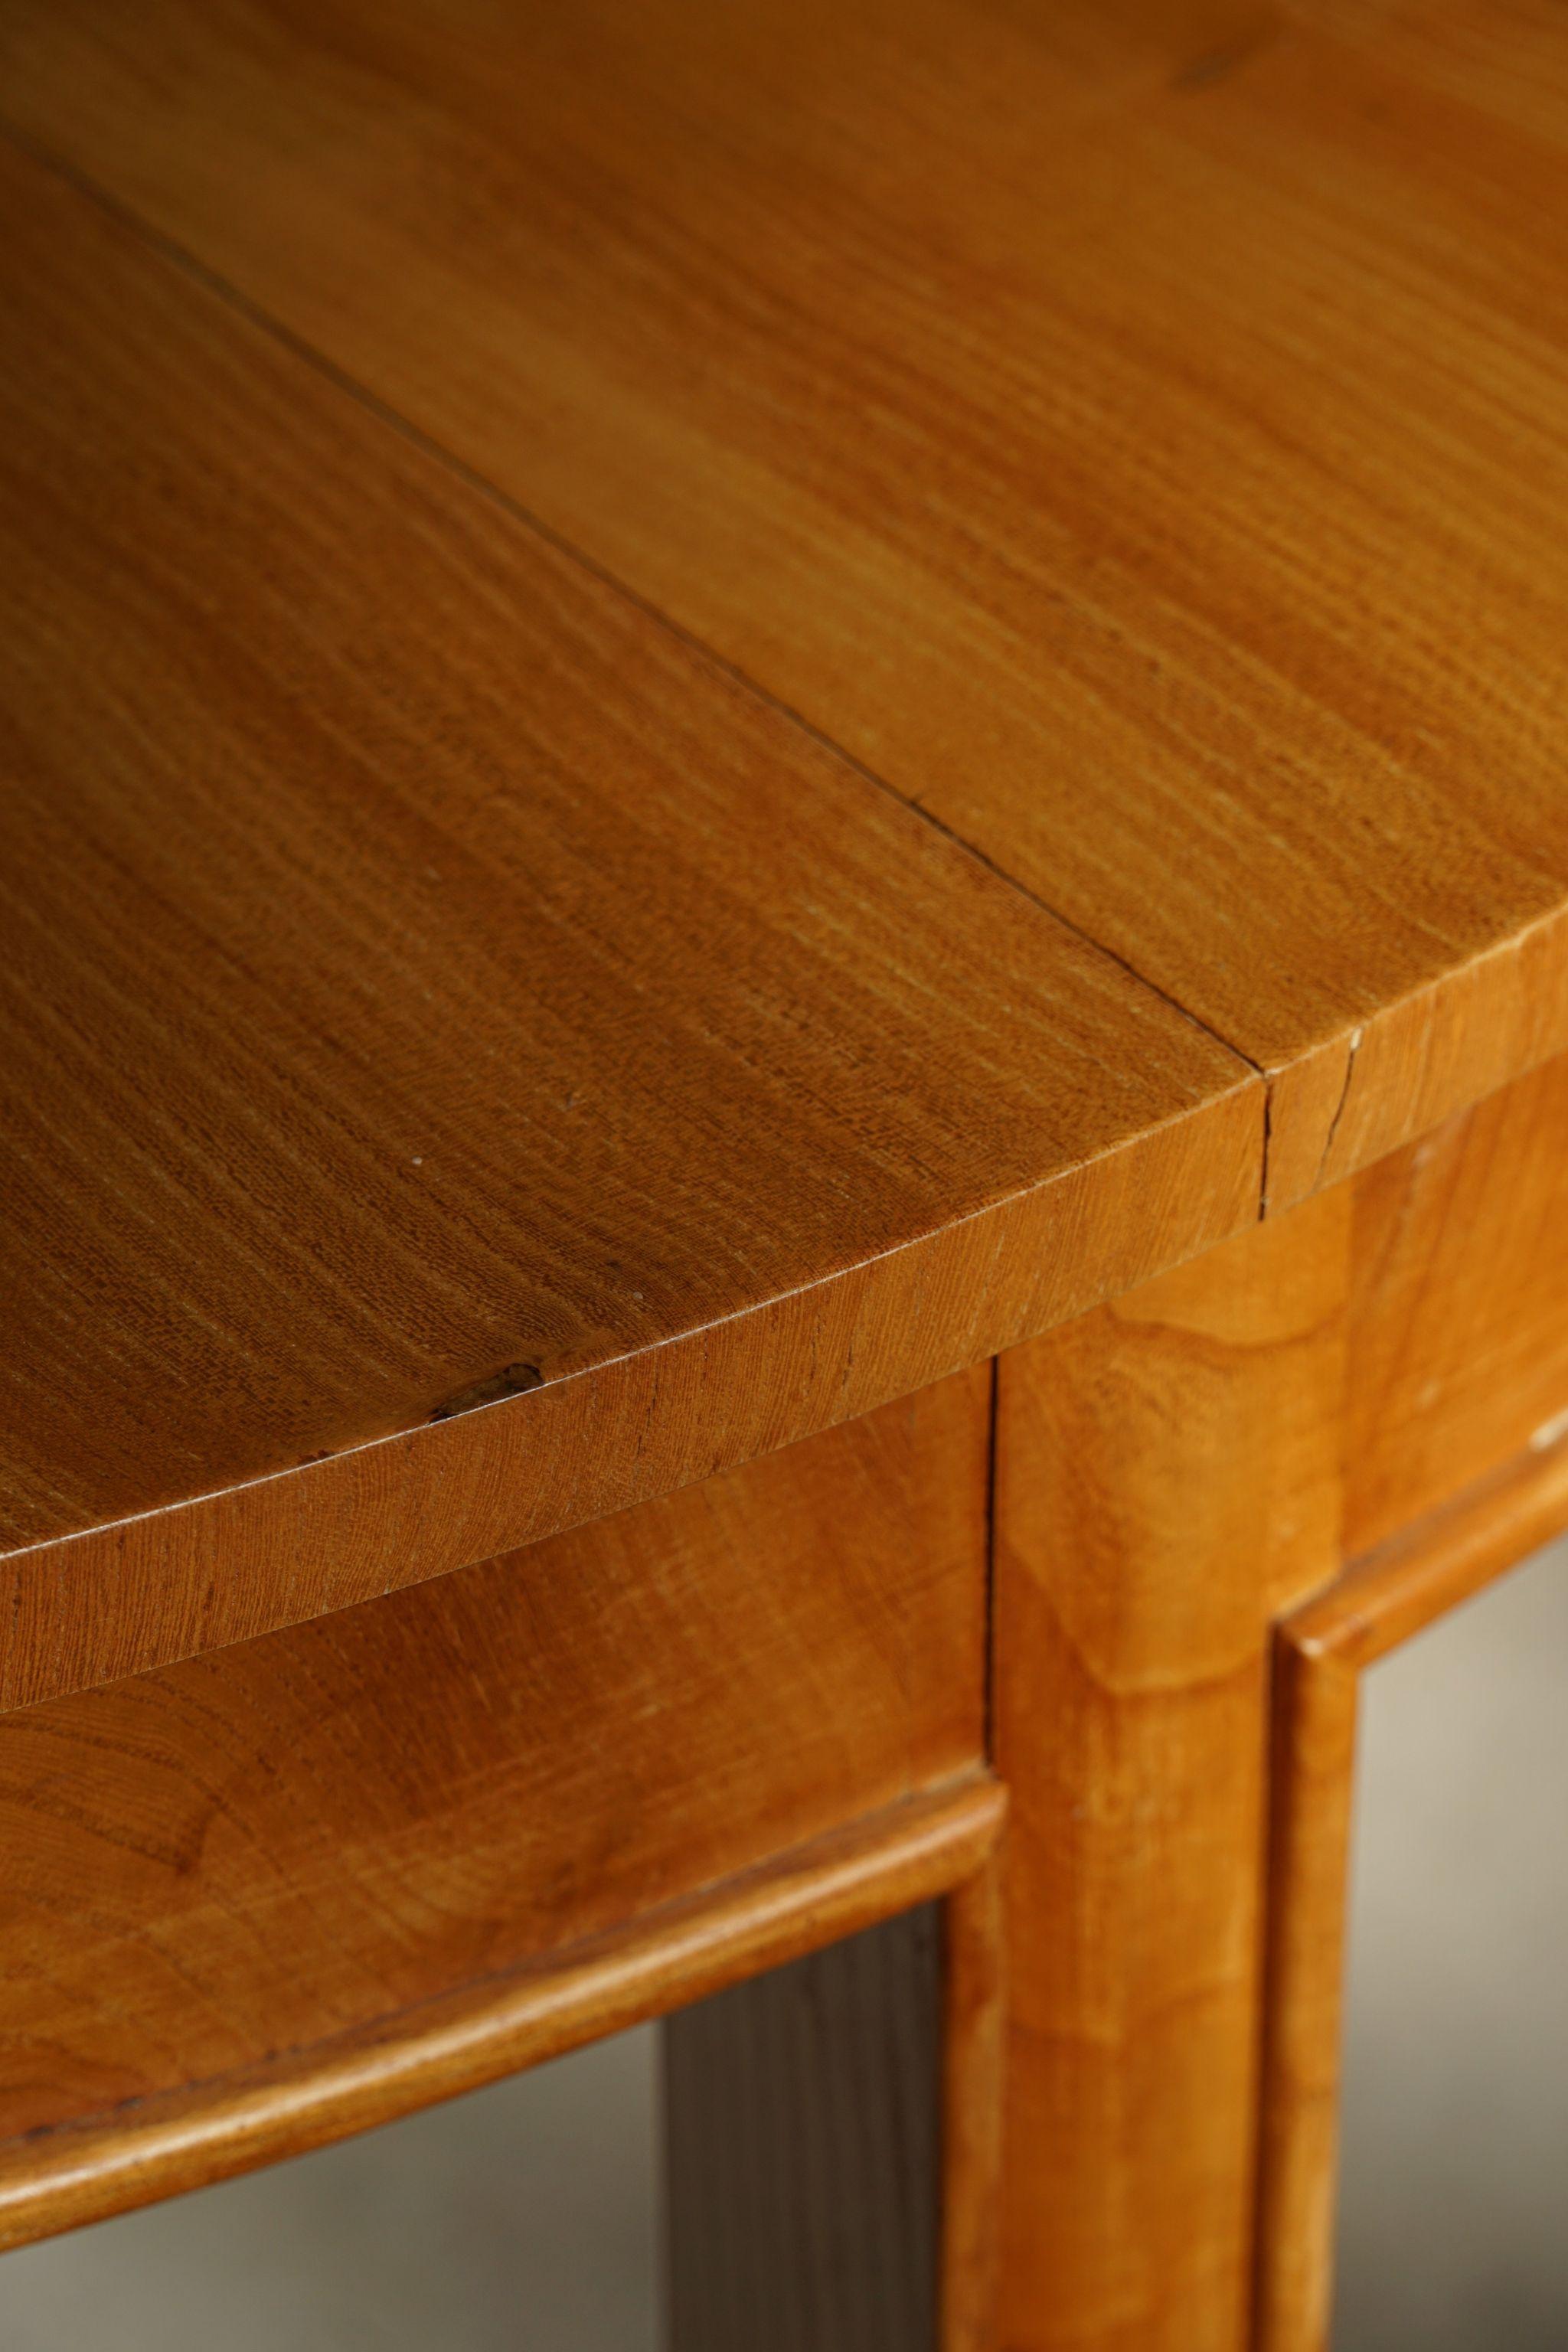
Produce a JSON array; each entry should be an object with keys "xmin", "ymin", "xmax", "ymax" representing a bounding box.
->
[
  {"xmin": 0, "ymin": 135, "xmax": 1257, "ymax": 1704},
  {"xmin": 1324, "ymin": 1431, "xmax": 1568, "ymax": 1674},
  {"xmin": 979, "ymin": 1085, "xmax": 1568, "ymax": 2347},
  {"xmin": 2, "ymin": 0, "xmax": 1566, "ymax": 1698},
  {"xmin": 0, "ymin": 1776, "xmax": 1002, "ymax": 2255},
  {"xmin": 1346, "ymin": 1051, "xmax": 1568, "ymax": 1552},
  {"xmin": 1255, "ymin": 1427, "xmax": 1568, "ymax": 2352},
  {"xmin": 937, "ymin": 1855, "xmax": 1007, "ymax": 2352},
  {"xmin": 1255, "ymin": 1625, "xmax": 1358, "ymax": 2352},
  {"xmin": 0, "ymin": 1382, "xmax": 991, "ymax": 2244},
  {"xmin": 993, "ymin": 1200, "xmax": 1344, "ymax": 2351},
  {"xmin": 7, "ymin": 0, "xmax": 1568, "ymax": 1201},
  {"xmin": 3, "ymin": 0, "xmax": 1568, "ymax": 2336}
]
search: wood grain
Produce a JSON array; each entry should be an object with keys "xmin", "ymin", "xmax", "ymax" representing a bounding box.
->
[
  {"xmin": 1346, "ymin": 1049, "xmax": 1568, "ymax": 1553},
  {"xmin": 993, "ymin": 1194, "xmax": 1347, "ymax": 2351},
  {"xmin": 1254, "ymin": 1625, "xmax": 1359, "ymax": 2352},
  {"xmin": 10, "ymin": 0, "xmax": 1568, "ymax": 1187},
  {"xmin": 1327, "ymin": 1430, "xmax": 1568, "ymax": 1674},
  {"xmin": 0, "ymin": 1378, "xmax": 991, "ymax": 2243},
  {"xmin": 0, "ymin": 1777, "xmax": 1003, "ymax": 2255},
  {"xmin": 938, "ymin": 1854, "xmax": 1007, "ymax": 2352},
  {"xmin": 5, "ymin": 13, "xmax": 1568, "ymax": 2329},
  {"xmin": 0, "ymin": 138, "xmax": 1259, "ymax": 1703},
  {"xmin": 0, "ymin": 1096, "xmax": 1257, "ymax": 1713},
  {"xmin": 665, "ymin": 1904, "xmax": 941, "ymax": 2352}
]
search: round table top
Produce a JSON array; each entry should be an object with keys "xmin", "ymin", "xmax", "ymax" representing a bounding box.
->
[{"xmin": 4, "ymin": 0, "xmax": 1566, "ymax": 1704}]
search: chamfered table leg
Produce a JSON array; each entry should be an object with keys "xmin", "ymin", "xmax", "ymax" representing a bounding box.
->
[
  {"xmin": 991, "ymin": 1196, "xmax": 1348, "ymax": 2352},
  {"xmin": 665, "ymin": 1187, "xmax": 1354, "ymax": 2352}
]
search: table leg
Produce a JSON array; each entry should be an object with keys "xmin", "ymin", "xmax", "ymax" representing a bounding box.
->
[{"xmin": 991, "ymin": 1195, "xmax": 1348, "ymax": 2351}]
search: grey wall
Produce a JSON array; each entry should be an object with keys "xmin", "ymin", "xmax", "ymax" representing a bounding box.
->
[
  {"xmin": 0, "ymin": 2030, "xmax": 658, "ymax": 2352},
  {"xmin": 1335, "ymin": 1538, "xmax": 1568, "ymax": 2350}
]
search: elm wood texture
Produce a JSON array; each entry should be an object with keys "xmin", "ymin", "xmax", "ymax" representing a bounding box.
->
[
  {"xmin": 937, "ymin": 1854, "xmax": 1007, "ymax": 2352},
  {"xmin": 0, "ymin": 1778, "xmax": 1004, "ymax": 2259},
  {"xmin": 0, "ymin": 1086, "xmax": 1257, "ymax": 1716},
  {"xmin": 1255, "ymin": 1428, "xmax": 1568, "ymax": 2352},
  {"xmin": 1323, "ymin": 1434, "xmax": 1568, "ymax": 1676},
  {"xmin": 1344, "ymin": 1050, "xmax": 1568, "ymax": 1553},
  {"xmin": 0, "ymin": 1093, "xmax": 1258, "ymax": 1717},
  {"xmin": 8, "ymin": 2, "xmax": 1568, "ymax": 1194},
  {"xmin": 665, "ymin": 1904, "xmax": 940, "ymax": 2352},
  {"xmin": 993, "ymin": 1196, "xmax": 1347, "ymax": 2352},
  {"xmin": 1255, "ymin": 1619, "xmax": 1355, "ymax": 2352},
  {"xmin": 0, "ymin": 140, "xmax": 1262, "ymax": 1707},
  {"xmin": 0, "ymin": 1380, "xmax": 992, "ymax": 2247},
  {"xmin": 6, "ymin": 8, "xmax": 1568, "ymax": 2341}
]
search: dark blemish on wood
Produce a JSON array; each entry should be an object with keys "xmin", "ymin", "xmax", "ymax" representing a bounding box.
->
[
  {"xmin": 430, "ymin": 1361, "xmax": 544, "ymax": 1419},
  {"xmin": 1171, "ymin": 27, "xmax": 1278, "ymax": 91},
  {"xmin": 1173, "ymin": 45, "xmax": 1244, "ymax": 88},
  {"xmin": 298, "ymin": 1450, "xmax": 333, "ymax": 1466}
]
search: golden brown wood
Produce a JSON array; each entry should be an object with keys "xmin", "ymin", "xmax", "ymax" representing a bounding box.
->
[
  {"xmin": 1254, "ymin": 1631, "xmax": 1358, "ymax": 2352},
  {"xmin": 1315, "ymin": 1430, "xmax": 1568, "ymax": 1678},
  {"xmin": 0, "ymin": 136, "xmax": 1260, "ymax": 1706},
  {"xmin": 1346, "ymin": 1050, "xmax": 1568, "ymax": 1553},
  {"xmin": 0, "ymin": 1093, "xmax": 1259, "ymax": 1715},
  {"xmin": 10, "ymin": 1, "xmax": 1568, "ymax": 1189},
  {"xmin": 1256, "ymin": 1425, "xmax": 1568, "ymax": 2351},
  {"xmin": 665, "ymin": 1904, "xmax": 942, "ymax": 2352},
  {"xmin": 939, "ymin": 1854, "xmax": 1007, "ymax": 2352},
  {"xmin": 993, "ymin": 1195, "xmax": 1347, "ymax": 2352},
  {"xmin": 0, "ymin": 1380, "xmax": 991, "ymax": 2246},
  {"xmin": 0, "ymin": 1778, "xmax": 1003, "ymax": 2256},
  {"xmin": 5, "ymin": 1, "xmax": 1568, "ymax": 2332}
]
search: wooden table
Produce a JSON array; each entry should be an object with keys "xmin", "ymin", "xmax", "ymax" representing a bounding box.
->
[{"xmin": 2, "ymin": 3, "xmax": 1565, "ymax": 2344}]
